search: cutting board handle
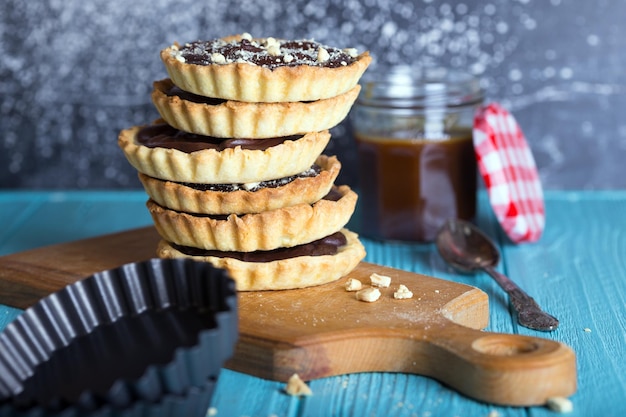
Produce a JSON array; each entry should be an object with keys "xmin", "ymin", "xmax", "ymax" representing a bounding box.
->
[{"xmin": 422, "ymin": 322, "xmax": 577, "ymax": 406}]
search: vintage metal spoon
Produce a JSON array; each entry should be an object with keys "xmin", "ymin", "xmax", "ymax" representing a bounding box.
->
[{"xmin": 436, "ymin": 219, "xmax": 559, "ymax": 332}]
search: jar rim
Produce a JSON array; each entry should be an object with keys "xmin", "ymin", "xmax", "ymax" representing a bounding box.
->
[{"xmin": 357, "ymin": 65, "xmax": 483, "ymax": 108}]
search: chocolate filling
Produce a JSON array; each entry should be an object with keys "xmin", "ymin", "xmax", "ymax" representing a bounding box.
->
[
  {"xmin": 178, "ymin": 38, "xmax": 356, "ymax": 70},
  {"xmin": 136, "ymin": 123, "xmax": 301, "ymax": 153},
  {"xmin": 171, "ymin": 231, "xmax": 347, "ymax": 262},
  {"xmin": 176, "ymin": 164, "xmax": 322, "ymax": 192},
  {"xmin": 166, "ymin": 84, "xmax": 227, "ymax": 105}
]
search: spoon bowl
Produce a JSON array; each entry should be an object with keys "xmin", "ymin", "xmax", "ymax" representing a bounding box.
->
[
  {"xmin": 435, "ymin": 219, "xmax": 500, "ymax": 273},
  {"xmin": 436, "ymin": 219, "xmax": 559, "ymax": 332}
]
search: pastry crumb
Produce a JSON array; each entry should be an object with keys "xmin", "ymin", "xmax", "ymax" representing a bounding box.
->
[
  {"xmin": 345, "ymin": 278, "xmax": 362, "ymax": 291},
  {"xmin": 285, "ymin": 373, "xmax": 313, "ymax": 396},
  {"xmin": 356, "ymin": 287, "xmax": 381, "ymax": 302},
  {"xmin": 370, "ymin": 273, "xmax": 391, "ymax": 288},
  {"xmin": 583, "ymin": 327, "xmax": 592, "ymax": 333},
  {"xmin": 393, "ymin": 284, "xmax": 413, "ymax": 300},
  {"xmin": 546, "ymin": 397, "xmax": 573, "ymax": 413}
]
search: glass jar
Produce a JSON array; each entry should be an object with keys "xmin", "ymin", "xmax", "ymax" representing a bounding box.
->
[{"xmin": 351, "ymin": 66, "xmax": 484, "ymax": 242}]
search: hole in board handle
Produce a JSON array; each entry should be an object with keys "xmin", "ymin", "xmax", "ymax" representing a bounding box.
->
[{"xmin": 472, "ymin": 335, "xmax": 541, "ymax": 356}]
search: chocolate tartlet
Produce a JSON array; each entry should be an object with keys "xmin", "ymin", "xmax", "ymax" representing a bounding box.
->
[
  {"xmin": 152, "ymin": 78, "xmax": 361, "ymax": 138},
  {"xmin": 119, "ymin": 123, "xmax": 330, "ymax": 184},
  {"xmin": 119, "ymin": 33, "xmax": 370, "ymax": 291},
  {"xmin": 138, "ymin": 155, "xmax": 341, "ymax": 215},
  {"xmin": 157, "ymin": 229, "xmax": 366, "ymax": 291},
  {"xmin": 160, "ymin": 33, "xmax": 371, "ymax": 102},
  {"xmin": 147, "ymin": 185, "xmax": 358, "ymax": 252}
]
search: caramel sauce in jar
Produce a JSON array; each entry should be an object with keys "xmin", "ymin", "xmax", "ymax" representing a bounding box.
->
[{"xmin": 351, "ymin": 67, "xmax": 483, "ymax": 242}]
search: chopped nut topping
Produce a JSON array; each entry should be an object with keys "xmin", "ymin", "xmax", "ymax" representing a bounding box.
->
[
  {"xmin": 345, "ymin": 278, "xmax": 362, "ymax": 292},
  {"xmin": 285, "ymin": 373, "xmax": 313, "ymax": 396},
  {"xmin": 175, "ymin": 37, "xmax": 359, "ymax": 69},
  {"xmin": 370, "ymin": 273, "xmax": 391, "ymax": 288},
  {"xmin": 393, "ymin": 284, "xmax": 413, "ymax": 300},
  {"xmin": 356, "ymin": 287, "xmax": 381, "ymax": 303}
]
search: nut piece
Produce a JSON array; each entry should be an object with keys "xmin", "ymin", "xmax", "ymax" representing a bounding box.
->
[
  {"xmin": 370, "ymin": 273, "xmax": 391, "ymax": 288},
  {"xmin": 267, "ymin": 44, "xmax": 281, "ymax": 56},
  {"xmin": 211, "ymin": 52, "xmax": 227, "ymax": 64},
  {"xmin": 317, "ymin": 46, "xmax": 330, "ymax": 63},
  {"xmin": 393, "ymin": 284, "xmax": 413, "ymax": 300},
  {"xmin": 285, "ymin": 373, "xmax": 312, "ymax": 396},
  {"xmin": 343, "ymin": 47, "xmax": 358, "ymax": 58},
  {"xmin": 265, "ymin": 37, "xmax": 281, "ymax": 56},
  {"xmin": 546, "ymin": 397, "xmax": 573, "ymax": 413},
  {"xmin": 345, "ymin": 278, "xmax": 362, "ymax": 292},
  {"xmin": 356, "ymin": 287, "xmax": 381, "ymax": 303}
]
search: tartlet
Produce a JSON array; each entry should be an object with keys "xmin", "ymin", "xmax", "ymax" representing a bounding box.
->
[
  {"xmin": 147, "ymin": 185, "xmax": 358, "ymax": 252},
  {"xmin": 152, "ymin": 78, "xmax": 361, "ymax": 138},
  {"xmin": 160, "ymin": 34, "xmax": 372, "ymax": 103},
  {"xmin": 157, "ymin": 229, "xmax": 366, "ymax": 291},
  {"xmin": 118, "ymin": 124, "xmax": 330, "ymax": 184},
  {"xmin": 138, "ymin": 155, "xmax": 341, "ymax": 215}
]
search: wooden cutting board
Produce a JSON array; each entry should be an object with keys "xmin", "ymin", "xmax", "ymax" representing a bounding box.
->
[{"xmin": 0, "ymin": 227, "xmax": 576, "ymax": 406}]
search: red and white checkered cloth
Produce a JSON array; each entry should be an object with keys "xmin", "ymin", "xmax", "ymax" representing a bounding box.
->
[{"xmin": 473, "ymin": 103, "xmax": 545, "ymax": 243}]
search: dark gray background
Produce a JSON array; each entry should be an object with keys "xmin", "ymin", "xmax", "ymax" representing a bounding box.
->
[{"xmin": 1, "ymin": 0, "xmax": 625, "ymax": 190}]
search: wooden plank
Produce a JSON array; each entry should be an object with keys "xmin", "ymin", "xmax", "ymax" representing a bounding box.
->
[
  {"xmin": 503, "ymin": 193, "xmax": 626, "ymax": 416},
  {"xmin": 0, "ymin": 227, "xmax": 576, "ymax": 406}
]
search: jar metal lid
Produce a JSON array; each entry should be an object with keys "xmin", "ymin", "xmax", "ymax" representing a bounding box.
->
[
  {"xmin": 357, "ymin": 66, "xmax": 484, "ymax": 109},
  {"xmin": 473, "ymin": 103, "xmax": 545, "ymax": 243}
]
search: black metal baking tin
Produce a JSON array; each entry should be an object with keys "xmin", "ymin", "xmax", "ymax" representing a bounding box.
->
[
  {"xmin": 0, "ymin": 378, "xmax": 216, "ymax": 417},
  {"xmin": 0, "ymin": 258, "xmax": 237, "ymax": 416}
]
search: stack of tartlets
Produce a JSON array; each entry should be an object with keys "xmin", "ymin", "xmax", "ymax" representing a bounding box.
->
[{"xmin": 119, "ymin": 33, "xmax": 371, "ymax": 291}]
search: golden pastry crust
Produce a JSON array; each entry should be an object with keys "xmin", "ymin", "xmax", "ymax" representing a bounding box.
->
[
  {"xmin": 152, "ymin": 79, "xmax": 361, "ymax": 138},
  {"xmin": 147, "ymin": 185, "xmax": 358, "ymax": 252},
  {"xmin": 156, "ymin": 229, "xmax": 366, "ymax": 291},
  {"xmin": 118, "ymin": 126, "xmax": 330, "ymax": 184},
  {"xmin": 160, "ymin": 36, "xmax": 371, "ymax": 103},
  {"xmin": 139, "ymin": 155, "xmax": 341, "ymax": 215}
]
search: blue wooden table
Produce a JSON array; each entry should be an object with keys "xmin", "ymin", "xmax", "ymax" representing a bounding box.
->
[{"xmin": 0, "ymin": 190, "xmax": 625, "ymax": 416}]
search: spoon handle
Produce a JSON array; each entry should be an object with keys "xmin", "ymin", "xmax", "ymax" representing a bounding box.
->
[{"xmin": 483, "ymin": 266, "xmax": 559, "ymax": 332}]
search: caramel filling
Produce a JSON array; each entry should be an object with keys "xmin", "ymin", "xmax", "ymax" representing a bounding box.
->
[
  {"xmin": 136, "ymin": 123, "xmax": 301, "ymax": 153},
  {"xmin": 171, "ymin": 231, "xmax": 347, "ymax": 262}
]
